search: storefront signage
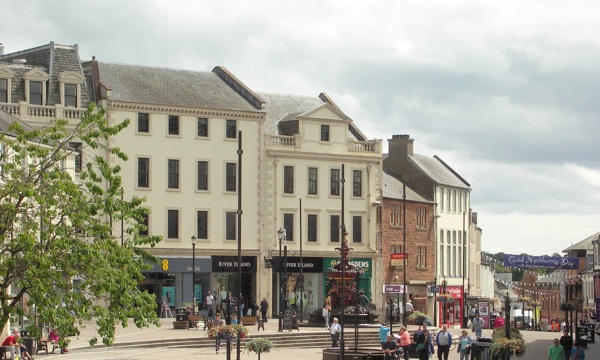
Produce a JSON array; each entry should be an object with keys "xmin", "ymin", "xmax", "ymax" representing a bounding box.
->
[
  {"xmin": 144, "ymin": 257, "xmax": 211, "ymax": 273},
  {"xmin": 390, "ymin": 253, "xmax": 407, "ymax": 266},
  {"xmin": 271, "ymin": 256, "xmax": 323, "ymax": 273},
  {"xmin": 211, "ymin": 256, "xmax": 257, "ymax": 273},
  {"xmin": 503, "ymin": 254, "xmax": 578, "ymax": 269},
  {"xmin": 324, "ymin": 257, "xmax": 372, "ymax": 277},
  {"xmin": 383, "ymin": 285, "xmax": 406, "ymax": 294}
]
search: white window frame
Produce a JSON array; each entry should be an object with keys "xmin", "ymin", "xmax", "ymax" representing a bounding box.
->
[{"xmin": 58, "ymin": 71, "xmax": 85, "ymax": 108}]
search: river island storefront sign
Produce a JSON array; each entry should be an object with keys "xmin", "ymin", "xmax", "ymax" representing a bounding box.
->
[
  {"xmin": 211, "ymin": 256, "xmax": 257, "ymax": 272},
  {"xmin": 503, "ymin": 254, "xmax": 578, "ymax": 269}
]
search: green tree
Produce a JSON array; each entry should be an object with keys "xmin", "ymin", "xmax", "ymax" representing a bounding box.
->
[{"xmin": 0, "ymin": 105, "xmax": 161, "ymax": 346}]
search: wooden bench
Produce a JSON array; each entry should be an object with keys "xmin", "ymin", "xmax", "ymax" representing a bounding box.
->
[
  {"xmin": 241, "ymin": 316, "xmax": 257, "ymax": 326},
  {"xmin": 188, "ymin": 315, "xmax": 202, "ymax": 329}
]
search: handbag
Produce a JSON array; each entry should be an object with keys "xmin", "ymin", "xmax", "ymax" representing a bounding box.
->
[{"xmin": 416, "ymin": 343, "xmax": 425, "ymax": 351}]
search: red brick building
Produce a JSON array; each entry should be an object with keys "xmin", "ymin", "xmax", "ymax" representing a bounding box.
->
[{"xmin": 381, "ymin": 171, "xmax": 436, "ymax": 320}]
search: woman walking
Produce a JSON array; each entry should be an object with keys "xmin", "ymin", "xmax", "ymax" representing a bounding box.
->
[
  {"xmin": 457, "ymin": 329, "xmax": 472, "ymax": 360},
  {"xmin": 323, "ymin": 295, "xmax": 332, "ymax": 329}
]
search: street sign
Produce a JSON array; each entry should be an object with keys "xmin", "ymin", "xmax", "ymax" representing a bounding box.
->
[
  {"xmin": 383, "ymin": 285, "xmax": 406, "ymax": 294},
  {"xmin": 429, "ymin": 285, "xmax": 438, "ymax": 293}
]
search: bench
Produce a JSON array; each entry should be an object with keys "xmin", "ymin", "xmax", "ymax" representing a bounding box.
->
[
  {"xmin": 36, "ymin": 339, "xmax": 60, "ymax": 354},
  {"xmin": 188, "ymin": 315, "xmax": 202, "ymax": 329},
  {"xmin": 241, "ymin": 316, "xmax": 257, "ymax": 326}
]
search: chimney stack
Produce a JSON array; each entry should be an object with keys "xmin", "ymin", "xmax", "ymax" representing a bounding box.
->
[
  {"xmin": 0, "ymin": 43, "xmax": 4, "ymax": 56},
  {"xmin": 388, "ymin": 134, "xmax": 414, "ymax": 158}
]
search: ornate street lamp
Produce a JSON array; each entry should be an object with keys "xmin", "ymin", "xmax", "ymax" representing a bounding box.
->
[{"xmin": 191, "ymin": 235, "xmax": 197, "ymax": 313}]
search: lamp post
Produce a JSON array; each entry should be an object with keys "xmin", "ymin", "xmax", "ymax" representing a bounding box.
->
[
  {"xmin": 401, "ymin": 183, "xmax": 407, "ymax": 326},
  {"xmin": 191, "ymin": 235, "xmax": 197, "ymax": 313},
  {"xmin": 442, "ymin": 276, "xmax": 447, "ymax": 325},
  {"xmin": 277, "ymin": 228, "xmax": 287, "ymax": 332}
]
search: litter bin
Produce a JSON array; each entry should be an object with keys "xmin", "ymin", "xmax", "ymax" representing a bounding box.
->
[
  {"xmin": 585, "ymin": 323, "xmax": 595, "ymax": 343},
  {"xmin": 176, "ymin": 313, "xmax": 188, "ymax": 322},
  {"xmin": 21, "ymin": 336, "xmax": 35, "ymax": 355},
  {"xmin": 576, "ymin": 326, "xmax": 588, "ymax": 348}
]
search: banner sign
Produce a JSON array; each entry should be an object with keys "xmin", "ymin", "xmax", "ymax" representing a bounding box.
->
[
  {"xmin": 390, "ymin": 253, "xmax": 407, "ymax": 267},
  {"xmin": 503, "ymin": 254, "xmax": 578, "ymax": 269},
  {"xmin": 383, "ymin": 285, "xmax": 406, "ymax": 294}
]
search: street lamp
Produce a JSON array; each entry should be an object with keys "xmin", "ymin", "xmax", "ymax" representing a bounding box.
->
[
  {"xmin": 277, "ymin": 228, "xmax": 287, "ymax": 332},
  {"xmin": 442, "ymin": 276, "xmax": 447, "ymax": 325},
  {"xmin": 191, "ymin": 235, "xmax": 197, "ymax": 313}
]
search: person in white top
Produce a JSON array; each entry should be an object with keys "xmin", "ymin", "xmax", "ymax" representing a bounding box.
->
[
  {"xmin": 329, "ymin": 317, "xmax": 342, "ymax": 347},
  {"xmin": 206, "ymin": 291, "xmax": 214, "ymax": 316},
  {"xmin": 405, "ymin": 299, "xmax": 414, "ymax": 314}
]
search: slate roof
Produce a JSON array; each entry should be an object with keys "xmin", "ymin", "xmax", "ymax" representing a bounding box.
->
[
  {"xmin": 562, "ymin": 231, "xmax": 600, "ymax": 252},
  {"xmin": 0, "ymin": 42, "xmax": 92, "ymax": 106},
  {"xmin": 382, "ymin": 170, "xmax": 432, "ymax": 203},
  {"xmin": 0, "ymin": 110, "xmax": 33, "ymax": 136},
  {"xmin": 258, "ymin": 92, "xmax": 326, "ymax": 134},
  {"xmin": 410, "ymin": 154, "xmax": 470, "ymax": 189},
  {"xmin": 94, "ymin": 62, "xmax": 260, "ymax": 112}
]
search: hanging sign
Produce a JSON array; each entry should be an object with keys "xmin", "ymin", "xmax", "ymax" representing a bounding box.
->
[{"xmin": 503, "ymin": 254, "xmax": 578, "ymax": 269}]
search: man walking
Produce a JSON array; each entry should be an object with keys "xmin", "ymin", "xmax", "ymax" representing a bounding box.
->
[
  {"xmin": 436, "ymin": 324, "xmax": 452, "ymax": 360},
  {"xmin": 329, "ymin": 318, "xmax": 342, "ymax": 347},
  {"xmin": 472, "ymin": 312, "xmax": 484, "ymax": 338},
  {"xmin": 548, "ymin": 338, "xmax": 565, "ymax": 360},
  {"xmin": 560, "ymin": 329, "xmax": 573, "ymax": 360},
  {"xmin": 205, "ymin": 290, "xmax": 214, "ymax": 317}
]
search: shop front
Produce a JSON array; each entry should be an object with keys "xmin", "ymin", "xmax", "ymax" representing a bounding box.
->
[
  {"xmin": 323, "ymin": 257, "xmax": 373, "ymax": 308},
  {"xmin": 437, "ymin": 285, "xmax": 464, "ymax": 326},
  {"xmin": 272, "ymin": 256, "xmax": 323, "ymax": 318},
  {"xmin": 140, "ymin": 256, "xmax": 211, "ymax": 316},
  {"xmin": 211, "ymin": 256, "xmax": 257, "ymax": 313}
]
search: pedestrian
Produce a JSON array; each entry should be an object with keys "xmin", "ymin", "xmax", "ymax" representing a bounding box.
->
[
  {"xmin": 383, "ymin": 333, "xmax": 399, "ymax": 360},
  {"xmin": 378, "ymin": 322, "xmax": 390, "ymax": 349},
  {"xmin": 472, "ymin": 312, "xmax": 484, "ymax": 338},
  {"xmin": 415, "ymin": 322, "xmax": 432, "ymax": 360},
  {"xmin": 494, "ymin": 311, "xmax": 505, "ymax": 328},
  {"xmin": 213, "ymin": 313, "xmax": 224, "ymax": 354},
  {"xmin": 456, "ymin": 329, "xmax": 472, "ymax": 360},
  {"xmin": 435, "ymin": 324, "xmax": 452, "ymax": 360},
  {"xmin": 569, "ymin": 341, "xmax": 585, "ymax": 360},
  {"xmin": 397, "ymin": 325, "xmax": 411, "ymax": 360},
  {"xmin": 259, "ymin": 297, "xmax": 269, "ymax": 323},
  {"xmin": 359, "ymin": 290, "xmax": 369, "ymax": 309},
  {"xmin": 560, "ymin": 329, "xmax": 573, "ymax": 360},
  {"xmin": 248, "ymin": 294, "xmax": 257, "ymax": 317},
  {"xmin": 323, "ymin": 295, "xmax": 332, "ymax": 329},
  {"xmin": 329, "ymin": 317, "xmax": 342, "ymax": 347},
  {"xmin": 205, "ymin": 290, "xmax": 214, "ymax": 317},
  {"xmin": 239, "ymin": 293, "xmax": 245, "ymax": 317},
  {"xmin": 405, "ymin": 299, "xmax": 414, "ymax": 314},
  {"xmin": 548, "ymin": 338, "xmax": 565, "ymax": 360}
]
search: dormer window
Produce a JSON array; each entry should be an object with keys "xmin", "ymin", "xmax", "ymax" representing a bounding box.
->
[
  {"xmin": 57, "ymin": 71, "xmax": 85, "ymax": 108},
  {"xmin": 23, "ymin": 68, "xmax": 49, "ymax": 105},
  {"xmin": 0, "ymin": 65, "xmax": 15, "ymax": 103}
]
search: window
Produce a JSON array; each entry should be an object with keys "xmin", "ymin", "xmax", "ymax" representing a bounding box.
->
[
  {"xmin": 139, "ymin": 213, "xmax": 149, "ymax": 236},
  {"xmin": 197, "ymin": 210, "xmax": 208, "ymax": 239},
  {"xmin": 390, "ymin": 204, "xmax": 402, "ymax": 227},
  {"xmin": 0, "ymin": 79, "xmax": 7, "ymax": 103},
  {"xmin": 390, "ymin": 244, "xmax": 403, "ymax": 254},
  {"xmin": 226, "ymin": 163, "xmax": 236, "ymax": 192},
  {"xmin": 197, "ymin": 118, "xmax": 208, "ymax": 137},
  {"xmin": 439, "ymin": 189, "xmax": 444, "ymax": 212},
  {"xmin": 417, "ymin": 246, "xmax": 427, "ymax": 267},
  {"xmin": 284, "ymin": 213, "xmax": 294, "ymax": 241},
  {"xmin": 69, "ymin": 142, "xmax": 82, "ymax": 173},
  {"xmin": 283, "ymin": 166, "xmax": 294, "ymax": 194},
  {"xmin": 168, "ymin": 115, "xmax": 180, "ymax": 135},
  {"xmin": 416, "ymin": 207, "xmax": 427, "ymax": 229},
  {"xmin": 447, "ymin": 190, "xmax": 451, "ymax": 213},
  {"xmin": 167, "ymin": 209, "xmax": 179, "ymax": 239},
  {"xmin": 330, "ymin": 215, "xmax": 340, "ymax": 242},
  {"xmin": 330, "ymin": 169, "xmax": 340, "ymax": 196},
  {"xmin": 352, "ymin": 170, "xmax": 362, "ymax": 197},
  {"xmin": 64, "ymin": 84, "xmax": 77, "ymax": 107},
  {"xmin": 168, "ymin": 159, "xmax": 179, "ymax": 189},
  {"xmin": 307, "ymin": 214, "xmax": 318, "ymax": 242},
  {"xmin": 138, "ymin": 113, "xmax": 150, "ymax": 133},
  {"xmin": 321, "ymin": 125, "xmax": 330, "ymax": 141},
  {"xmin": 452, "ymin": 190, "xmax": 457, "ymax": 212},
  {"xmin": 352, "ymin": 216, "xmax": 362, "ymax": 243},
  {"xmin": 226, "ymin": 119, "xmax": 237, "ymax": 139},
  {"xmin": 30, "ymin": 81, "xmax": 43, "ymax": 105},
  {"xmin": 308, "ymin": 167, "xmax": 318, "ymax": 195},
  {"xmin": 137, "ymin": 157, "xmax": 150, "ymax": 188},
  {"xmin": 197, "ymin": 161, "xmax": 208, "ymax": 191},
  {"xmin": 226, "ymin": 211, "xmax": 236, "ymax": 240}
]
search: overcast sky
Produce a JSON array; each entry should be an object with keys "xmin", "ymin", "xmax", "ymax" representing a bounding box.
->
[{"xmin": 4, "ymin": 0, "xmax": 600, "ymax": 255}]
